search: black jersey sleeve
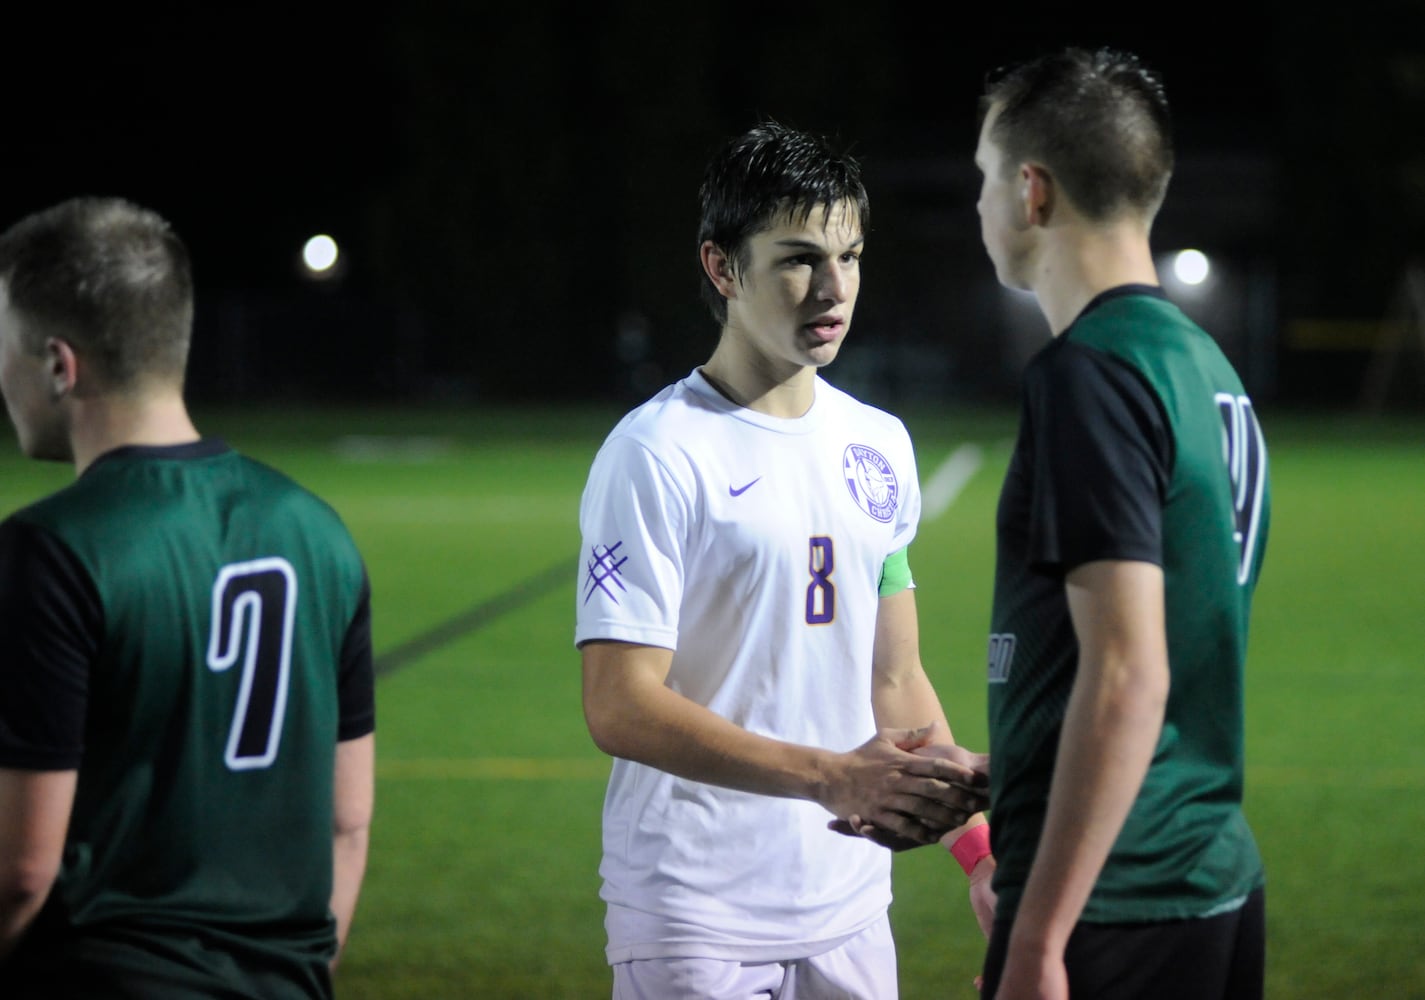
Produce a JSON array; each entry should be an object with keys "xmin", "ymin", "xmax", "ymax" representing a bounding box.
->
[
  {"xmin": 336, "ymin": 569, "xmax": 375, "ymax": 741},
  {"xmin": 0, "ymin": 518, "xmax": 102, "ymax": 770},
  {"xmin": 1022, "ymin": 340, "xmax": 1172, "ymax": 575}
]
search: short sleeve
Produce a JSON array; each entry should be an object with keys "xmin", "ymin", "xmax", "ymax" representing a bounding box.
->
[
  {"xmin": 574, "ymin": 434, "xmax": 690, "ymax": 650},
  {"xmin": 337, "ymin": 570, "xmax": 375, "ymax": 741},
  {"xmin": 0, "ymin": 518, "xmax": 101, "ymax": 770},
  {"xmin": 891, "ymin": 427, "xmax": 921, "ymax": 556},
  {"xmin": 1022, "ymin": 342, "xmax": 1172, "ymax": 575}
]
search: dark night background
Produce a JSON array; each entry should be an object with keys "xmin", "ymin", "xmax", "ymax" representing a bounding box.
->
[{"xmin": 5, "ymin": 2, "xmax": 1423, "ymax": 411}]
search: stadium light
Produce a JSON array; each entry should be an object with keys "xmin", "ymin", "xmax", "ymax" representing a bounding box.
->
[
  {"xmin": 301, "ymin": 234, "xmax": 341, "ymax": 279},
  {"xmin": 1172, "ymin": 248, "xmax": 1211, "ymax": 286}
]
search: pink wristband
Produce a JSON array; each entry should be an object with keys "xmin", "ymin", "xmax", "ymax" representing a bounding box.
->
[{"xmin": 949, "ymin": 823, "xmax": 992, "ymax": 876}]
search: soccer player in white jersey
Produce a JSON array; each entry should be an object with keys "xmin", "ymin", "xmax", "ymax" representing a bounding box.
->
[{"xmin": 576, "ymin": 122, "xmax": 993, "ymax": 1000}]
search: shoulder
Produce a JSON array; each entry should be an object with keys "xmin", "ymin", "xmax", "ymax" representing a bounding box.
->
[
  {"xmin": 231, "ymin": 453, "xmax": 343, "ymax": 516},
  {"xmin": 815, "ymin": 377, "xmax": 912, "ymax": 443},
  {"xmin": 1027, "ymin": 334, "xmax": 1156, "ymax": 404},
  {"xmin": 232, "ymin": 453, "xmax": 365, "ymax": 556},
  {"xmin": 587, "ymin": 374, "xmax": 740, "ymax": 482},
  {"xmin": 1067, "ymin": 290, "xmax": 1217, "ymax": 372},
  {"xmin": 598, "ymin": 376, "xmax": 722, "ymax": 452}
]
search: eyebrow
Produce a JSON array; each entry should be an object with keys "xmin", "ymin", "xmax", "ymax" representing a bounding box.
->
[{"xmin": 772, "ymin": 236, "xmax": 866, "ymax": 252}]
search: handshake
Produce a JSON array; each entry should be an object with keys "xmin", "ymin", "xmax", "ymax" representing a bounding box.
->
[{"xmin": 825, "ymin": 723, "xmax": 990, "ymax": 852}]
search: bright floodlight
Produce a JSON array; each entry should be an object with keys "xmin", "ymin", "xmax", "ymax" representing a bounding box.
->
[
  {"xmin": 1173, "ymin": 249, "xmax": 1210, "ymax": 286},
  {"xmin": 302, "ymin": 235, "xmax": 339, "ymax": 275}
]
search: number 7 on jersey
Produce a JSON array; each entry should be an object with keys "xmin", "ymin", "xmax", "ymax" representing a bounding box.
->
[{"xmin": 207, "ymin": 557, "xmax": 298, "ymax": 771}]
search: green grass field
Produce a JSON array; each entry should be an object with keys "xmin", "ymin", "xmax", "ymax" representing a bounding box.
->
[{"xmin": 2, "ymin": 403, "xmax": 1421, "ymax": 998}]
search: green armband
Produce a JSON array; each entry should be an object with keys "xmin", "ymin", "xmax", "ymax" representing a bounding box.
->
[{"xmin": 878, "ymin": 546, "xmax": 913, "ymax": 597}]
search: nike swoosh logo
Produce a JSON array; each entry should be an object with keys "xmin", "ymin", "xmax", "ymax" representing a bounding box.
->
[{"xmin": 729, "ymin": 477, "xmax": 762, "ymax": 497}]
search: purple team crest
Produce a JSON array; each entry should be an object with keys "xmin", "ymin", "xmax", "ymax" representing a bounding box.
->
[{"xmin": 843, "ymin": 444, "xmax": 899, "ymax": 523}]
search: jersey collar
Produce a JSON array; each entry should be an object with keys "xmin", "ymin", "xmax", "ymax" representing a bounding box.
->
[
  {"xmin": 1067, "ymin": 283, "xmax": 1168, "ymax": 334},
  {"xmin": 84, "ymin": 438, "xmax": 231, "ymax": 476}
]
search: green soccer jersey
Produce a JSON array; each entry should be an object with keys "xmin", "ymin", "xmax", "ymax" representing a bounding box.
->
[
  {"xmin": 0, "ymin": 440, "xmax": 374, "ymax": 998},
  {"xmin": 987, "ymin": 287, "xmax": 1269, "ymax": 925}
]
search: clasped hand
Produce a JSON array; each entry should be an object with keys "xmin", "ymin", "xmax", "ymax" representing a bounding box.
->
[{"xmin": 821, "ymin": 722, "xmax": 989, "ymax": 849}]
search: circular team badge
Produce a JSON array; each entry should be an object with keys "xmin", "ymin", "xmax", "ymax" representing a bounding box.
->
[{"xmin": 843, "ymin": 444, "xmax": 899, "ymax": 523}]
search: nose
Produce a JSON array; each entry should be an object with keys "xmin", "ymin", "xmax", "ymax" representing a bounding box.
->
[{"xmin": 814, "ymin": 260, "xmax": 850, "ymax": 304}]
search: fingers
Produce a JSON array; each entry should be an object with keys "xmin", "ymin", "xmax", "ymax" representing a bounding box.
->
[
  {"xmin": 862, "ymin": 792, "xmax": 974, "ymax": 842},
  {"xmin": 884, "ymin": 720, "xmax": 946, "ymax": 752},
  {"xmin": 828, "ymin": 815, "xmax": 932, "ymax": 852},
  {"xmin": 827, "ymin": 735, "xmax": 988, "ymax": 840},
  {"xmin": 908, "ymin": 742, "xmax": 991, "ymax": 783}
]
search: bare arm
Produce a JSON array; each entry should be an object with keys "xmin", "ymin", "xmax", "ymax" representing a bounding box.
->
[
  {"xmin": 868, "ymin": 587, "xmax": 953, "ymax": 733},
  {"xmin": 997, "ymin": 559, "xmax": 1169, "ymax": 999},
  {"xmin": 0, "ymin": 768, "xmax": 76, "ymax": 961},
  {"xmin": 868, "ymin": 589, "xmax": 992, "ymax": 836},
  {"xmin": 581, "ymin": 638, "xmax": 979, "ymax": 843},
  {"xmin": 329, "ymin": 734, "xmax": 374, "ymax": 972},
  {"xmin": 868, "ymin": 589, "xmax": 997, "ymax": 932}
]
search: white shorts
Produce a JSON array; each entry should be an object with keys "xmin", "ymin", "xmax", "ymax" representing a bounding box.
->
[{"xmin": 610, "ymin": 914, "xmax": 897, "ymax": 1000}]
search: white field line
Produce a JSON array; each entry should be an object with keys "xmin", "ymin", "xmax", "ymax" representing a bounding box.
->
[{"xmin": 922, "ymin": 444, "xmax": 984, "ymax": 522}]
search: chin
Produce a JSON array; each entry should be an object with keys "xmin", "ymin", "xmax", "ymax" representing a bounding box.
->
[
  {"xmin": 23, "ymin": 431, "xmax": 73, "ymax": 464},
  {"xmin": 803, "ymin": 342, "xmax": 843, "ymax": 368}
]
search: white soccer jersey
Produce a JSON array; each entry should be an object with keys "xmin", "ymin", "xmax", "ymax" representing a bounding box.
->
[{"xmin": 576, "ymin": 368, "xmax": 922, "ymax": 963}]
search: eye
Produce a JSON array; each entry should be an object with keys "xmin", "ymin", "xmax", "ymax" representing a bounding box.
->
[
  {"xmin": 840, "ymin": 251, "xmax": 861, "ymax": 265},
  {"xmin": 783, "ymin": 254, "xmax": 816, "ymax": 268}
]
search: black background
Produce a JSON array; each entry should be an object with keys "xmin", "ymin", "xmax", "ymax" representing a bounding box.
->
[{"xmin": 4, "ymin": 3, "xmax": 1421, "ymax": 408}]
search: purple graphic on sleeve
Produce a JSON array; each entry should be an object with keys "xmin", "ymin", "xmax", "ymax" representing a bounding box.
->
[
  {"xmin": 585, "ymin": 541, "xmax": 629, "ymax": 605},
  {"xmin": 842, "ymin": 444, "xmax": 899, "ymax": 523}
]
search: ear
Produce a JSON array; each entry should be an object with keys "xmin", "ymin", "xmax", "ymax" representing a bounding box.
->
[
  {"xmin": 1020, "ymin": 164, "xmax": 1055, "ymax": 227},
  {"xmin": 42, "ymin": 337, "xmax": 80, "ymax": 401},
  {"xmin": 699, "ymin": 241, "xmax": 738, "ymax": 300}
]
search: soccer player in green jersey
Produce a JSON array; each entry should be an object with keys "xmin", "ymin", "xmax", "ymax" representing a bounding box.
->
[
  {"xmin": 0, "ymin": 198, "xmax": 375, "ymax": 998},
  {"xmin": 970, "ymin": 48, "xmax": 1270, "ymax": 999}
]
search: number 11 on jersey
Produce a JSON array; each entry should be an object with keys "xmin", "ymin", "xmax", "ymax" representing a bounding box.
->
[{"xmin": 1217, "ymin": 393, "xmax": 1268, "ymax": 586}]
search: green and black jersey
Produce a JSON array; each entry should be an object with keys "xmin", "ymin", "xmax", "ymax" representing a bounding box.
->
[
  {"xmin": 987, "ymin": 286, "xmax": 1269, "ymax": 925},
  {"xmin": 0, "ymin": 440, "xmax": 374, "ymax": 998}
]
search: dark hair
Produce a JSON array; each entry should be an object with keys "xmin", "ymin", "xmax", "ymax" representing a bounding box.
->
[
  {"xmin": 981, "ymin": 47, "xmax": 1174, "ymax": 221},
  {"xmin": 697, "ymin": 121, "xmax": 869, "ymax": 324},
  {"xmin": 0, "ymin": 197, "xmax": 194, "ymax": 387}
]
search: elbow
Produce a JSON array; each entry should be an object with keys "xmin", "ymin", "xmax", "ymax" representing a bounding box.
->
[
  {"xmin": 583, "ymin": 698, "xmax": 629, "ymax": 759},
  {"xmin": 2, "ymin": 858, "xmax": 58, "ymax": 914},
  {"xmin": 333, "ymin": 817, "xmax": 372, "ymax": 847}
]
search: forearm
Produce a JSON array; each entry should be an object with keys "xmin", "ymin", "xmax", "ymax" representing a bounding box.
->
[
  {"xmin": 1010, "ymin": 637, "xmax": 1166, "ymax": 953},
  {"xmin": 588, "ymin": 673, "xmax": 837, "ymax": 802},
  {"xmin": 869, "ymin": 588, "xmax": 953, "ymax": 735},
  {"xmin": 328, "ymin": 735, "xmax": 373, "ymax": 971},
  {"xmin": 0, "ymin": 769, "xmax": 74, "ymax": 962},
  {"xmin": 871, "ymin": 661, "xmax": 951, "ymax": 734},
  {"xmin": 329, "ymin": 826, "xmax": 369, "ymax": 968},
  {"xmin": 583, "ymin": 640, "xmax": 978, "ymax": 839}
]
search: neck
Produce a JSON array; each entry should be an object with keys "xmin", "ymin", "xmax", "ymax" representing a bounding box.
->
[
  {"xmin": 1031, "ymin": 221, "xmax": 1160, "ymax": 336},
  {"xmin": 701, "ymin": 335, "xmax": 817, "ymax": 419},
  {"xmin": 68, "ymin": 389, "xmax": 201, "ymax": 475}
]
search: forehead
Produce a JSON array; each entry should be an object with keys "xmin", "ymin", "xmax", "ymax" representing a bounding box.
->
[
  {"xmin": 751, "ymin": 199, "xmax": 863, "ymax": 248},
  {"xmin": 0, "ymin": 281, "xmax": 34, "ymax": 349},
  {"xmin": 974, "ymin": 110, "xmax": 1004, "ymax": 171}
]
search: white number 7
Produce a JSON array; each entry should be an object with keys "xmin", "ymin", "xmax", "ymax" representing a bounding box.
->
[{"xmin": 207, "ymin": 557, "xmax": 297, "ymax": 771}]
